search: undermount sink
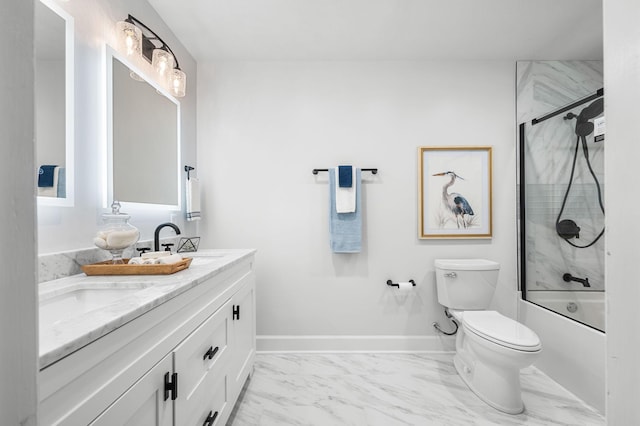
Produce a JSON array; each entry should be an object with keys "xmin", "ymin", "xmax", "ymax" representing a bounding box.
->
[{"xmin": 39, "ymin": 283, "xmax": 150, "ymax": 327}]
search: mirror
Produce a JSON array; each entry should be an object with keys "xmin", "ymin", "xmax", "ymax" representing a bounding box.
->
[
  {"xmin": 106, "ymin": 48, "xmax": 181, "ymax": 209},
  {"xmin": 35, "ymin": 0, "xmax": 74, "ymax": 206}
]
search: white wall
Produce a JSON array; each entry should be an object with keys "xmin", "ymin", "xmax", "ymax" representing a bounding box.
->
[
  {"xmin": 36, "ymin": 0, "xmax": 198, "ymax": 255},
  {"xmin": 0, "ymin": 0, "xmax": 38, "ymax": 424},
  {"xmin": 604, "ymin": 0, "xmax": 640, "ymax": 423},
  {"xmin": 198, "ymin": 60, "xmax": 517, "ymax": 350}
]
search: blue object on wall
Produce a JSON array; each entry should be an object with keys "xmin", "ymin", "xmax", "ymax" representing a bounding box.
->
[
  {"xmin": 38, "ymin": 165, "xmax": 57, "ymax": 187},
  {"xmin": 338, "ymin": 165, "xmax": 353, "ymax": 188}
]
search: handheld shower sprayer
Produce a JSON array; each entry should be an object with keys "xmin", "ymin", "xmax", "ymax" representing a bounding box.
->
[{"xmin": 556, "ymin": 97, "xmax": 605, "ymax": 249}]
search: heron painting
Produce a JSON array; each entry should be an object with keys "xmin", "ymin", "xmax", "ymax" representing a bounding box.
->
[
  {"xmin": 432, "ymin": 171, "xmax": 475, "ymax": 228},
  {"xmin": 418, "ymin": 146, "xmax": 492, "ymax": 239}
]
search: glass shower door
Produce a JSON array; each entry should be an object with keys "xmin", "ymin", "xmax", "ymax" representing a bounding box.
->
[{"xmin": 519, "ymin": 90, "xmax": 605, "ymax": 332}]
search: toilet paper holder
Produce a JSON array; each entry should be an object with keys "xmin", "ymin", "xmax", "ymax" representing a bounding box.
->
[{"xmin": 386, "ymin": 279, "xmax": 416, "ymax": 287}]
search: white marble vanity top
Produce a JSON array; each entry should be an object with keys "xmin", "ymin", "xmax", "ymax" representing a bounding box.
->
[{"xmin": 38, "ymin": 249, "xmax": 256, "ymax": 369}]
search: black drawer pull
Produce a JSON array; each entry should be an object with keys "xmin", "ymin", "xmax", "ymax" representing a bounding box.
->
[
  {"xmin": 203, "ymin": 410, "xmax": 219, "ymax": 426},
  {"xmin": 203, "ymin": 345, "xmax": 219, "ymax": 361},
  {"xmin": 164, "ymin": 372, "xmax": 178, "ymax": 401},
  {"xmin": 232, "ymin": 304, "xmax": 240, "ymax": 320}
]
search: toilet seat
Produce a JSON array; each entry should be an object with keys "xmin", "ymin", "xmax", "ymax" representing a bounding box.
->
[{"xmin": 462, "ymin": 311, "xmax": 541, "ymax": 352}]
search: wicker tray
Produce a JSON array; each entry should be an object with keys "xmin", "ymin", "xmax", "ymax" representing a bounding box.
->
[{"xmin": 81, "ymin": 257, "xmax": 192, "ymax": 276}]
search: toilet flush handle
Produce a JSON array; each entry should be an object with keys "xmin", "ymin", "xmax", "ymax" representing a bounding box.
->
[{"xmin": 444, "ymin": 272, "xmax": 457, "ymax": 278}]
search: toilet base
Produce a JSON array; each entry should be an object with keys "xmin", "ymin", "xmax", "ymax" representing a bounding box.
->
[{"xmin": 454, "ymin": 352, "xmax": 525, "ymax": 415}]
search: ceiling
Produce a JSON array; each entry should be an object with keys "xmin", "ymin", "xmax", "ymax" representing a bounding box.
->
[{"xmin": 148, "ymin": 0, "xmax": 603, "ymax": 62}]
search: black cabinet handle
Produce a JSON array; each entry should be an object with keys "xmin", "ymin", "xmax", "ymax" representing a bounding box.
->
[
  {"xmin": 202, "ymin": 410, "xmax": 219, "ymax": 426},
  {"xmin": 203, "ymin": 345, "xmax": 219, "ymax": 361},
  {"xmin": 164, "ymin": 372, "xmax": 178, "ymax": 401},
  {"xmin": 232, "ymin": 304, "xmax": 240, "ymax": 320}
]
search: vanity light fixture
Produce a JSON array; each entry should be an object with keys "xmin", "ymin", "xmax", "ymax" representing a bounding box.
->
[{"xmin": 116, "ymin": 15, "xmax": 186, "ymax": 98}]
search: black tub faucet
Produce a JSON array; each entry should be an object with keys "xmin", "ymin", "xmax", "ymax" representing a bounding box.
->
[
  {"xmin": 563, "ymin": 273, "xmax": 591, "ymax": 287},
  {"xmin": 154, "ymin": 222, "xmax": 181, "ymax": 252}
]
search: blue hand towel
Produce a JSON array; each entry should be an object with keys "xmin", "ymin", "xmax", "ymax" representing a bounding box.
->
[
  {"xmin": 38, "ymin": 165, "xmax": 58, "ymax": 187},
  {"xmin": 338, "ymin": 165, "xmax": 353, "ymax": 188},
  {"xmin": 329, "ymin": 168, "xmax": 361, "ymax": 253}
]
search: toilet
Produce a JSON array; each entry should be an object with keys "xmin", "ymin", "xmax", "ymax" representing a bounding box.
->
[{"xmin": 434, "ymin": 259, "xmax": 542, "ymax": 414}]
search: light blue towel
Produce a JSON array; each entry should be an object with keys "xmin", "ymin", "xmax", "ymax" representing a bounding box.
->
[
  {"xmin": 57, "ymin": 167, "xmax": 66, "ymax": 198},
  {"xmin": 329, "ymin": 168, "xmax": 361, "ymax": 253}
]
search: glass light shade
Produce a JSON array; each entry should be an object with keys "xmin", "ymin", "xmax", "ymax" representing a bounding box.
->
[
  {"xmin": 129, "ymin": 71, "xmax": 144, "ymax": 81},
  {"xmin": 152, "ymin": 49, "xmax": 174, "ymax": 80},
  {"xmin": 116, "ymin": 21, "xmax": 142, "ymax": 58},
  {"xmin": 169, "ymin": 68, "xmax": 186, "ymax": 98}
]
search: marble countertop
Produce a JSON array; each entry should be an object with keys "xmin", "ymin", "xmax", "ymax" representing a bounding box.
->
[{"xmin": 39, "ymin": 249, "xmax": 256, "ymax": 369}]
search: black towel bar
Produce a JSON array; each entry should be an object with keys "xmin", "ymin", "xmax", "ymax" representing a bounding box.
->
[{"xmin": 312, "ymin": 168, "xmax": 378, "ymax": 175}]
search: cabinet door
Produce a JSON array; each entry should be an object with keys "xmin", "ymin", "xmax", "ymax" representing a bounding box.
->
[
  {"xmin": 174, "ymin": 299, "xmax": 231, "ymax": 425},
  {"xmin": 89, "ymin": 354, "xmax": 173, "ymax": 426},
  {"xmin": 230, "ymin": 276, "xmax": 256, "ymax": 399}
]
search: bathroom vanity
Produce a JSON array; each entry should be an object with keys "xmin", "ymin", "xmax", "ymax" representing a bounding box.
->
[{"xmin": 38, "ymin": 249, "xmax": 256, "ymax": 425}]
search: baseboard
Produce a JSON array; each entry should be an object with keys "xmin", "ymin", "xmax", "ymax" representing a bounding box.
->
[{"xmin": 256, "ymin": 335, "xmax": 455, "ymax": 353}]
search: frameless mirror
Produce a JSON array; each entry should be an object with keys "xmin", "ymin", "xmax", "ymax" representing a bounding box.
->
[
  {"xmin": 106, "ymin": 48, "xmax": 181, "ymax": 209},
  {"xmin": 35, "ymin": 0, "xmax": 74, "ymax": 206}
]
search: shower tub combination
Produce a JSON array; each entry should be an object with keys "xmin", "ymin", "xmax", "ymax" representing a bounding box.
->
[{"xmin": 519, "ymin": 88, "xmax": 605, "ymax": 332}]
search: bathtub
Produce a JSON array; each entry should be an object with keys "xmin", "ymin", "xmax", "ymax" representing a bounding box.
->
[{"xmin": 525, "ymin": 290, "xmax": 605, "ymax": 332}]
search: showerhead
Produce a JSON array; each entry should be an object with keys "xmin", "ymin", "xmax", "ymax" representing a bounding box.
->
[
  {"xmin": 578, "ymin": 98, "xmax": 604, "ymax": 122},
  {"xmin": 574, "ymin": 98, "xmax": 604, "ymax": 137}
]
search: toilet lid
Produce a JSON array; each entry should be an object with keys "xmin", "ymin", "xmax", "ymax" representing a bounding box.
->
[{"xmin": 463, "ymin": 311, "xmax": 542, "ymax": 352}]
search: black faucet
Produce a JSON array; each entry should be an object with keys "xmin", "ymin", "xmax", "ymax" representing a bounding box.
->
[
  {"xmin": 563, "ymin": 273, "xmax": 591, "ymax": 287},
  {"xmin": 154, "ymin": 222, "xmax": 181, "ymax": 252}
]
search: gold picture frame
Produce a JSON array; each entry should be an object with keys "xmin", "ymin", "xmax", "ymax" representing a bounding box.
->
[{"xmin": 418, "ymin": 146, "xmax": 492, "ymax": 239}]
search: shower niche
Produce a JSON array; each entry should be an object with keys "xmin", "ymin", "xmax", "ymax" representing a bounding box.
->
[{"xmin": 517, "ymin": 61, "xmax": 605, "ymax": 332}]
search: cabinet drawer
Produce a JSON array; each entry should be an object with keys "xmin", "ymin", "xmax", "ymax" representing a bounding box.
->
[
  {"xmin": 185, "ymin": 373, "xmax": 229, "ymax": 426},
  {"xmin": 174, "ymin": 299, "xmax": 231, "ymax": 424}
]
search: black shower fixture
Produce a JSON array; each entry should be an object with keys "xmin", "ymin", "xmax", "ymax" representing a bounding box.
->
[
  {"xmin": 556, "ymin": 219, "xmax": 580, "ymax": 240},
  {"xmin": 555, "ymin": 96, "xmax": 605, "ymax": 249}
]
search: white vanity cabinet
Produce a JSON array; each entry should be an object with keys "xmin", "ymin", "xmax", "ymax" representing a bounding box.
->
[{"xmin": 39, "ymin": 253, "xmax": 256, "ymax": 426}]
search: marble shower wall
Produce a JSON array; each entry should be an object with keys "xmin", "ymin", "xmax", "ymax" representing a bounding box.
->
[{"xmin": 516, "ymin": 61, "xmax": 604, "ymax": 292}]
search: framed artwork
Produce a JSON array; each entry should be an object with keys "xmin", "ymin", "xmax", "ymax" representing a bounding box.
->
[{"xmin": 418, "ymin": 146, "xmax": 492, "ymax": 239}]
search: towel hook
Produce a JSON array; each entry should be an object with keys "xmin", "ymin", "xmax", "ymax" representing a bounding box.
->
[{"xmin": 184, "ymin": 165, "xmax": 195, "ymax": 180}]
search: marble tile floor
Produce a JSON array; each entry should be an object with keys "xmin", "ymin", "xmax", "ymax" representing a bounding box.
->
[{"xmin": 227, "ymin": 353, "xmax": 604, "ymax": 426}]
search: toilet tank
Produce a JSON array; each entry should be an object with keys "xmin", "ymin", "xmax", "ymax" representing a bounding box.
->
[{"xmin": 434, "ymin": 259, "xmax": 500, "ymax": 310}]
